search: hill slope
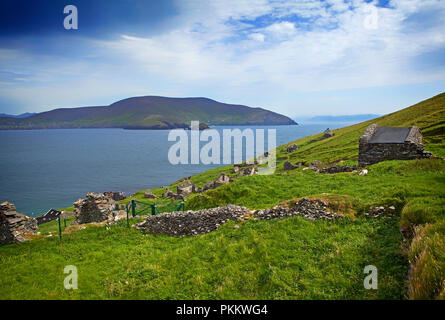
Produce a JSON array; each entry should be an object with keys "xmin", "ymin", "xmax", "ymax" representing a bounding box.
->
[
  {"xmin": 0, "ymin": 96, "xmax": 296, "ymax": 130},
  {"xmin": 0, "ymin": 93, "xmax": 443, "ymax": 300}
]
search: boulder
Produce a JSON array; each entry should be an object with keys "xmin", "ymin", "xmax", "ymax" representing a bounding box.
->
[
  {"xmin": 74, "ymin": 193, "xmax": 118, "ymax": 224},
  {"xmin": 1, "ymin": 201, "xmax": 37, "ymax": 244},
  {"xmin": 144, "ymin": 189, "xmax": 158, "ymax": 199},
  {"xmin": 283, "ymin": 161, "xmax": 300, "ymax": 171},
  {"xmin": 303, "ymin": 166, "xmax": 320, "ymax": 173},
  {"xmin": 359, "ymin": 169, "xmax": 368, "ymax": 176}
]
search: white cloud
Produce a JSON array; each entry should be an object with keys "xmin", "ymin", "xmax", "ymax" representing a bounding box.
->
[{"xmin": 1, "ymin": 0, "xmax": 445, "ymax": 115}]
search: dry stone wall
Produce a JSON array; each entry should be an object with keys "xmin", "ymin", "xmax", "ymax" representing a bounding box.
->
[
  {"xmin": 135, "ymin": 198, "xmax": 344, "ymax": 237},
  {"xmin": 0, "ymin": 202, "xmax": 37, "ymax": 245}
]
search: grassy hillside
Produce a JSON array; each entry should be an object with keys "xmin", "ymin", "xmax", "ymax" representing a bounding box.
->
[
  {"xmin": 0, "ymin": 93, "xmax": 444, "ymax": 300},
  {"xmin": 0, "ymin": 96, "xmax": 296, "ymax": 130}
]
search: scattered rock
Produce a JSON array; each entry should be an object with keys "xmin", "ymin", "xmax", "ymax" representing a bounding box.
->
[
  {"xmin": 177, "ymin": 181, "xmax": 196, "ymax": 198},
  {"xmin": 0, "ymin": 201, "xmax": 37, "ymax": 245},
  {"xmin": 365, "ymin": 205, "xmax": 396, "ymax": 218},
  {"xmin": 283, "ymin": 161, "xmax": 302, "ymax": 171},
  {"xmin": 144, "ymin": 189, "xmax": 158, "ymax": 199},
  {"xmin": 255, "ymin": 198, "xmax": 342, "ymax": 221},
  {"xmin": 238, "ymin": 166, "xmax": 257, "ymax": 177},
  {"xmin": 359, "ymin": 169, "xmax": 368, "ymax": 176},
  {"xmin": 320, "ymin": 165, "xmax": 357, "ymax": 174},
  {"xmin": 286, "ymin": 144, "xmax": 298, "ymax": 153},
  {"xmin": 162, "ymin": 188, "xmax": 175, "ymax": 198},
  {"xmin": 103, "ymin": 192, "xmax": 126, "ymax": 201},
  {"xmin": 213, "ymin": 173, "xmax": 231, "ymax": 187},
  {"xmin": 303, "ymin": 166, "xmax": 320, "ymax": 173}
]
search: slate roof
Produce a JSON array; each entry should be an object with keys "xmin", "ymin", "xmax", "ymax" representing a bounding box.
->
[{"xmin": 368, "ymin": 127, "xmax": 412, "ymax": 144}]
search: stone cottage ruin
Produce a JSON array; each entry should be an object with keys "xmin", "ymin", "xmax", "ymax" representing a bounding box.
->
[
  {"xmin": 358, "ymin": 124, "xmax": 431, "ymax": 167},
  {"xmin": 0, "ymin": 201, "xmax": 37, "ymax": 245}
]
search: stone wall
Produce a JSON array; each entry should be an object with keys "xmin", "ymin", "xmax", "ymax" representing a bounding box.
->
[
  {"xmin": 135, "ymin": 198, "xmax": 344, "ymax": 237},
  {"xmin": 0, "ymin": 202, "xmax": 37, "ymax": 245},
  {"xmin": 255, "ymin": 198, "xmax": 342, "ymax": 221},
  {"xmin": 359, "ymin": 141, "xmax": 426, "ymax": 167},
  {"xmin": 135, "ymin": 205, "xmax": 250, "ymax": 236}
]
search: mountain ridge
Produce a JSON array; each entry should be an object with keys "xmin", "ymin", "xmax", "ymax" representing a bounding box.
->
[{"xmin": 0, "ymin": 96, "xmax": 296, "ymax": 130}]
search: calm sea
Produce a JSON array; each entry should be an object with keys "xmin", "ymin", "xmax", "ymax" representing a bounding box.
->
[{"xmin": 0, "ymin": 123, "xmax": 346, "ymax": 216}]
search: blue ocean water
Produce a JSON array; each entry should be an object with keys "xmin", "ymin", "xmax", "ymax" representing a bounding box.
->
[{"xmin": 0, "ymin": 124, "xmax": 341, "ymax": 216}]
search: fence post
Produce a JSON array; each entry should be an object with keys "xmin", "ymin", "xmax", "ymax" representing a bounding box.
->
[
  {"xmin": 64, "ymin": 218, "xmax": 67, "ymax": 228},
  {"xmin": 58, "ymin": 216, "xmax": 62, "ymax": 240},
  {"xmin": 131, "ymin": 199, "xmax": 136, "ymax": 217},
  {"xmin": 151, "ymin": 204, "xmax": 156, "ymax": 215},
  {"xmin": 182, "ymin": 200, "xmax": 185, "ymax": 212},
  {"xmin": 126, "ymin": 204, "xmax": 130, "ymax": 228}
]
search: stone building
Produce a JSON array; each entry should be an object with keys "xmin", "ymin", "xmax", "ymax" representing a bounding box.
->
[
  {"xmin": 358, "ymin": 124, "xmax": 430, "ymax": 167},
  {"xmin": 0, "ymin": 201, "xmax": 37, "ymax": 245}
]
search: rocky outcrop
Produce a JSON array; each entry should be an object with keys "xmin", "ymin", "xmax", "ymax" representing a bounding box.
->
[
  {"xmin": 74, "ymin": 193, "xmax": 120, "ymax": 224},
  {"xmin": 320, "ymin": 165, "xmax": 357, "ymax": 174},
  {"xmin": 144, "ymin": 189, "xmax": 158, "ymax": 199},
  {"xmin": 286, "ymin": 144, "xmax": 298, "ymax": 153},
  {"xmin": 255, "ymin": 198, "xmax": 342, "ymax": 221},
  {"xmin": 135, "ymin": 205, "xmax": 250, "ymax": 236},
  {"xmin": 0, "ymin": 202, "xmax": 37, "ymax": 245}
]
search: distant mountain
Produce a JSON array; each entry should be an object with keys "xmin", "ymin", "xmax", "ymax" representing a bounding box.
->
[
  {"xmin": 0, "ymin": 112, "xmax": 37, "ymax": 119},
  {"xmin": 0, "ymin": 96, "xmax": 296, "ymax": 130},
  {"xmin": 297, "ymin": 114, "xmax": 380, "ymax": 124}
]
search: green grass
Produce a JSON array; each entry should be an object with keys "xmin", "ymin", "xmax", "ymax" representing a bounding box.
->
[
  {"xmin": 0, "ymin": 216, "xmax": 406, "ymax": 299},
  {"xmin": 0, "ymin": 93, "xmax": 444, "ymax": 300}
]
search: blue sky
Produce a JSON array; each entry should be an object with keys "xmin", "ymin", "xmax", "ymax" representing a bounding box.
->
[{"xmin": 0, "ymin": 0, "xmax": 444, "ymax": 117}]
